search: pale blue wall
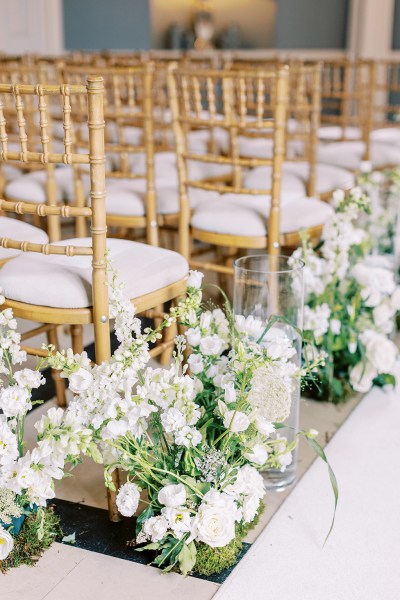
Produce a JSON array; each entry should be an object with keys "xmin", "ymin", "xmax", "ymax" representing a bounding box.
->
[
  {"xmin": 275, "ymin": 0, "xmax": 349, "ymax": 49},
  {"xmin": 63, "ymin": 0, "xmax": 151, "ymax": 50}
]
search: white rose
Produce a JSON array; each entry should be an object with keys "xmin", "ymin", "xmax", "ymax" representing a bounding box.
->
[
  {"xmin": 187, "ymin": 353, "xmax": 204, "ymax": 375},
  {"xmin": 199, "ymin": 335, "xmax": 223, "ymax": 356},
  {"xmin": 14, "ymin": 369, "xmax": 44, "ymax": 389},
  {"xmin": 373, "ymin": 302, "xmax": 395, "ymax": 333},
  {"xmin": 242, "ymin": 494, "xmax": 261, "ymax": 523},
  {"xmin": 0, "ymin": 525, "xmax": 14, "ymax": 559},
  {"xmin": 244, "ymin": 443, "xmax": 269, "ymax": 465},
  {"xmin": 158, "ymin": 483, "xmax": 186, "ymax": 508},
  {"xmin": 143, "ymin": 515, "xmax": 169, "ymax": 542},
  {"xmin": 364, "ymin": 334, "xmax": 398, "ymax": 373},
  {"xmin": 187, "ymin": 270, "xmax": 204, "ymax": 289},
  {"xmin": 223, "ymin": 410, "xmax": 250, "ymax": 433},
  {"xmin": 390, "ymin": 287, "xmax": 400, "ymax": 311},
  {"xmin": 186, "ymin": 327, "xmax": 201, "ymax": 347},
  {"xmin": 195, "ymin": 504, "xmax": 236, "ymax": 548},
  {"xmin": 116, "ymin": 482, "xmax": 140, "ymax": 517},
  {"xmin": 0, "ymin": 386, "xmax": 31, "ymax": 418},
  {"xmin": 350, "ymin": 361, "xmax": 377, "ymax": 393},
  {"xmin": 330, "ymin": 319, "xmax": 341, "ymax": 335},
  {"xmin": 68, "ymin": 368, "xmax": 93, "ymax": 394}
]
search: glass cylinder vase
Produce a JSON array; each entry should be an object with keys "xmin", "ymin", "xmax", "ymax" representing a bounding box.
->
[{"xmin": 233, "ymin": 254, "xmax": 304, "ymax": 491}]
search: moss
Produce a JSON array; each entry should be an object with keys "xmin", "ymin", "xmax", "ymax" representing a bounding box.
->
[
  {"xmin": 193, "ymin": 500, "xmax": 266, "ymax": 576},
  {"xmin": 0, "ymin": 506, "xmax": 62, "ymax": 573}
]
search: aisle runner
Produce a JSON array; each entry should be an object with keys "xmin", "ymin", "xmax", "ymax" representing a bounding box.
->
[{"xmin": 214, "ymin": 387, "xmax": 400, "ymax": 600}]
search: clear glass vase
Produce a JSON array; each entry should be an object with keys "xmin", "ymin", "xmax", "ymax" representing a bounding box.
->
[{"xmin": 233, "ymin": 255, "xmax": 304, "ymax": 491}]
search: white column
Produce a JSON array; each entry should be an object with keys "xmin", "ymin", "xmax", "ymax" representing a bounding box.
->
[{"xmin": 348, "ymin": 0, "xmax": 395, "ymax": 58}]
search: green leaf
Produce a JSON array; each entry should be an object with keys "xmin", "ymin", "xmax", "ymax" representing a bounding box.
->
[
  {"xmin": 305, "ymin": 436, "xmax": 338, "ymax": 545},
  {"xmin": 178, "ymin": 541, "xmax": 197, "ymax": 576},
  {"xmin": 61, "ymin": 532, "xmax": 76, "ymax": 544},
  {"xmin": 136, "ymin": 541, "xmax": 160, "ymax": 552}
]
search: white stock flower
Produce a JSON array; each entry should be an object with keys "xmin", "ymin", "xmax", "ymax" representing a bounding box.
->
[
  {"xmin": 0, "ymin": 418, "xmax": 18, "ymax": 465},
  {"xmin": 304, "ymin": 304, "xmax": 331, "ymax": 339},
  {"xmin": 185, "ymin": 327, "xmax": 201, "ymax": 347},
  {"xmin": 235, "ymin": 315, "xmax": 265, "ymax": 341},
  {"xmin": 187, "ymin": 270, "xmax": 204, "ymax": 289},
  {"xmin": 161, "ymin": 407, "xmax": 186, "ymax": 433},
  {"xmin": 244, "ymin": 443, "xmax": 269, "ymax": 465},
  {"xmin": 362, "ymin": 330, "xmax": 398, "ymax": 374},
  {"xmin": 187, "ymin": 354, "xmax": 204, "ymax": 375},
  {"xmin": 14, "ymin": 369, "xmax": 45, "ymax": 389},
  {"xmin": 0, "ymin": 524, "xmax": 14, "ymax": 560},
  {"xmin": 68, "ymin": 368, "xmax": 93, "ymax": 394},
  {"xmin": 116, "ymin": 482, "xmax": 140, "ymax": 517},
  {"xmin": 158, "ymin": 483, "xmax": 187, "ymax": 508},
  {"xmin": 223, "ymin": 381, "xmax": 236, "ymax": 404},
  {"xmin": 223, "ymin": 410, "xmax": 250, "ymax": 433},
  {"xmin": 143, "ymin": 515, "xmax": 169, "ymax": 542},
  {"xmin": 330, "ymin": 319, "xmax": 341, "ymax": 335},
  {"xmin": 0, "ymin": 386, "xmax": 31, "ymax": 418},
  {"xmin": 199, "ymin": 335, "xmax": 223, "ymax": 356},
  {"xmin": 350, "ymin": 361, "xmax": 377, "ymax": 393},
  {"xmin": 332, "ymin": 189, "xmax": 345, "ymax": 207},
  {"xmin": 175, "ymin": 426, "xmax": 202, "ymax": 448},
  {"xmin": 348, "ymin": 341, "xmax": 357, "ymax": 354}
]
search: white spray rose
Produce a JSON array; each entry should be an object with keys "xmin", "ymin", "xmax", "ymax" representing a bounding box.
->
[
  {"xmin": 68, "ymin": 368, "xmax": 93, "ymax": 394},
  {"xmin": 187, "ymin": 270, "xmax": 204, "ymax": 289},
  {"xmin": 158, "ymin": 483, "xmax": 187, "ymax": 508},
  {"xmin": 244, "ymin": 443, "xmax": 269, "ymax": 465},
  {"xmin": 0, "ymin": 525, "xmax": 14, "ymax": 560},
  {"xmin": 223, "ymin": 410, "xmax": 250, "ymax": 433},
  {"xmin": 116, "ymin": 482, "xmax": 140, "ymax": 517},
  {"xmin": 199, "ymin": 335, "xmax": 223, "ymax": 356},
  {"xmin": 242, "ymin": 494, "xmax": 261, "ymax": 523},
  {"xmin": 143, "ymin": 515, "xmax": 169, "ymax": 542}
]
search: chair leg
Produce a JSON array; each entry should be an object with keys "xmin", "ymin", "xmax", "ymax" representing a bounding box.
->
[
  {"xmin": 46, "ymin": 325, "xmax": 67, "ymax": 408},
  {"xmin": 70, "ymin": 324, "xmax": 84, "ymax": 354},
  {"xmin": 108, "ymin": 468, "xmax": 122, "ymax": 523}
]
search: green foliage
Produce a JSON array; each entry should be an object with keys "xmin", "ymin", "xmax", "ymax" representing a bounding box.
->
[{"xmin": 0, "ymin": 507, "xmax": 62, "ymax": 573}]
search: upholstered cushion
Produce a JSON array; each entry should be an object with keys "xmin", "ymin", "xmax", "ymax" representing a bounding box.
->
[
  {"xmin": 318, "ymin": 140, "xmax": 400, "ymax": 170},
  {"xmin": 370, "ymin": 127, "xmax": 400, "ymax": 145},
  {"xmin": 0, "ymin": 237, "xmax": 188, "ymax": 309},
  {"xmin": 318, "ymin": 126, "xmax": 361, "ymax": 141},
  {"xmin": 5, "ymin": 167, "xmax": 90, "ymax": 204},
  {"xmin": 191, "ymin": 193, "xmax": 334, "ymax": 237},
  {"xmin": 284, "ymin": 162, "xmax": 355, "ymax": 194},
  {"xmin": 2, "ymin": 165, "xmax": 23, "ymax": 183},
  {"xmin": 105, "ymin": 179, "xmax": 218, "ymax": 216},
  {"xmin": 0, "ymin": 217, "xmax": 49, "ymax": 261},
  {"xmin": 244, "ymin": 165, "xmax": 307, "ymax": 196}
]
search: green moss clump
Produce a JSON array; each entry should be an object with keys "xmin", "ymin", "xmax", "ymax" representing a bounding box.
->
[
  {"xmin": 194, "ymin": 500, "xmax": 266, "ymax": 576},
  {"xmin": 0, "ymin": 507, "xmax": 62, "ymax": 573}
]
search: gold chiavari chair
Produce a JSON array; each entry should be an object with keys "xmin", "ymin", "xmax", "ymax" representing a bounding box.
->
[
  {"xmin": 168, "ymin": 64, "xmax": 334, "ymax": 276},
  {"xmin": 371, "ymin": 59, "xmax": 400, "ymax": 147},
  {"xmin": 230, "ymin": 61, "xmax": 354, "ymax": 201},
  {"xmin": 0, "ymin": 76, "xmax": 189, "ymax": 518},
  {"xmin": 318, "ymin": 58, "xmax": 400, "ymax": 171}
]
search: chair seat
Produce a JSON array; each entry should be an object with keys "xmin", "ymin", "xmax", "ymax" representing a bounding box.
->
[
  {"xmin": 105, "ymin": 179, "xmax": 218, "ymax": 217},
  {"xmin": 318, "ymin": 126, "xmax": 361, "ymax": 141},
  {"xmin": 0, "ymin": 216, "xmax": 49, "ymax": 261},
  {"xmin": 318, "ymin": 140, "xmax": 400, "ymax": 170},
  {"xmin": 243, "ymin": 162, "xmax": 354, "ymax": 196},
  {"xmin": 5, "ymin": 167, "xmax": 90, "ymax": 204},
  {"xmin": 191, "ymin": 193, "xmax": 334, "ymax": 237},
  {"xmin": 0, "ymin": 237, "xmax": 188, "ymax": 309},
  {"xmin": 3, "ymin": 164, "xmax": 23, "ymax": 183}
]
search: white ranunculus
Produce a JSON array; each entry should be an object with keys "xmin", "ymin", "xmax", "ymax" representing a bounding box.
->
[
  {"xmin": 158, "ymin": 483, "xmax": 186, "ymax": 508},
  {"xmin": 350, "ymin": 361, "xmax": 377, "ymax": 393},
  {"xmin": 185, "ymin": 327, "xmax": 201, "ymax": 347},
  {"xmin": 223, "ymin": 410, "xmax": 250, "ymax": 433},
  {"xmin": 68, "ymin": 368, "xmax": 93, "ymax": 394},
  {"xmin": 0, "ymin": 525, "xmax": 14, "ymax": 560},
  {"xmin": 116, "ymin": 482, "xmax": 140, "ymax": 517},
  {"xmin": 187, "ymin": 270, "xmax": 204, "ymax": 289},
  {"xmin": 244, "ymin": 443, "xmax": 269, "ymax": 465},
  {"xmin": 0, "ymin": 386, "xmax": 31, "ymax": 418},
  {"xmin": 363, "ymin": 332, "xmax": 398, "ymax": 373},
  {"xmin": 242, "ymin": 494, "xmax": 261, "ymax": 523},
  {"xmin": 143, "ymin": 515, "xmax": 169, "ymax": 542},
  {"xmin": 199, "ymin": 334, "xmax": 223, "ymax": 356},
  {"xmin": 330, "ymin": 319, "xmax": 341, "ymax": 335},
  {"xmin": 14, "ymin": 369, "xmax": 44, "ymax": 389},
  {"xmin": 187, "ymin": 353, "xmax": 204, "ymax": 375},
  {"xmin": 195, "ymin": 504, "xmax": 236, "ymax": 548}
]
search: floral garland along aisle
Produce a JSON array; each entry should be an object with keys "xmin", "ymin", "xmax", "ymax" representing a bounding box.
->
[{"xmin": 294, "ymin": 186, "xmax": 400, "ymax": 404}]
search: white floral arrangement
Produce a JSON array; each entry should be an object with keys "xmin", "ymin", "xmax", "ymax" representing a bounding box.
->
[
  {"xmin": 293, "ymin": 187, "xmax": 400, "ymax": 403},
  {"xmin": 46, "ymin": 266, "xmax": 334, "ymax": 577},
  {"xmin": 0, "ymin": 295, "xmax": 93, "ymax": 569}
]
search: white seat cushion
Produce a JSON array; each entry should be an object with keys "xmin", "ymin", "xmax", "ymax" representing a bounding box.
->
[
  {"xmin": 244, "ymin": 165, "xmax": 307, "ymax": 196},
  {"xmin": 105, "ymin": 179, "xmax": 218, "ymax": 216},
  {"xmin": 0, "ymin": 217, "xmax": 49, "ymax": 261},
  {"xmin": 191, "ymin": 193, "xmax": 334, "ymax": 237},
  {"xmin": 318, "ymin": 126, "xmax": 361, "ymax": 141},
  {"xmin": 284, "ymin": 162, "xmax": 355, "ymax": 194},
  {"xmin": 2, "ymin": 165, "xmax": 23, "ymax": 183},
  {"xmin": 5, "ymin": 167, "xmax": 90, "ymax": 204},
  {"xmin": 0, "ymin": 237, "xmax": 188, "ymax": 309},
  {"xmin": 370, "ymin": 127, "xmax": 400, "ymax": 145},
  {"xmin": 318, "ymin": 140, "xmax": 400, "ymax": 170}
]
